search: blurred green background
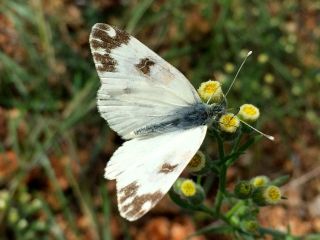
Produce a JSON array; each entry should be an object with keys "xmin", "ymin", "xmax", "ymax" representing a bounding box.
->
[{"xmin": 0, "ymin": 0, "xmax": 319, "ymax": 239}]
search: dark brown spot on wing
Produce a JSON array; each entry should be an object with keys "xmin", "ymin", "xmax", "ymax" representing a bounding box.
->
[
  {"xmin": 121, "ymin": 191, "xmax": 163, "ymax": 219},
  {"xmin": 158, "ymin": 163, "xmax": 178, "ymax": 174},
  {"xmin": 90, "ymin": 24, "xmax": 130, "ymax": 73},
  {"xmin": 135, "ymin": 58, "xmax": 155, "ymax": 75},
  {"xmin": 90, "ymin": 24, "xmax": 130, "ymax": 51},
  {"xmin": 93, "ymin": 53, "xmax": 117, "ymax": 72},
  {"xmin": 119, "ymin": 181, "xmax": 139, "ymax": 204}
]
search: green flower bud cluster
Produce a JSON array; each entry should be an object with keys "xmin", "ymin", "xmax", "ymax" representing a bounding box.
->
[
  {"xmin": 2, "ymin": 187, "xmax": 48, "ymax": 240},
  {"xmin": 234, "ymin": 175, "xmax": 284, "ymax": 206}
]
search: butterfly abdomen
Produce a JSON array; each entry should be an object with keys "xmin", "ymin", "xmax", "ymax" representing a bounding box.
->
[{"xmin": 133, "ymin": 103, "xmax": 224, "ymax": 137}]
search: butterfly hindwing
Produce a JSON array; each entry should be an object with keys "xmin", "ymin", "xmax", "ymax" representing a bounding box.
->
[{"xmin": 105, "ymin": 126, "xmax": 207, "ymax": 221}]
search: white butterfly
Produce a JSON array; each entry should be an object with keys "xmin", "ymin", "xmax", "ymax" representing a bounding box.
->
[{"xmin": 89, "ymin": 23, "xmax": 225, "ymax": 221}]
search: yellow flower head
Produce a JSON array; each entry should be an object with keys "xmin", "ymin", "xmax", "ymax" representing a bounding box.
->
[
  {"xmin": 197, "ymin": 80, "xmax": 223, "ymax": 103},
  {"xmin": 263, "ymin": 185, "xmax": 282, "ymax": 204},
  {"xmin": 187, "ymin": 151, "xmax": 206, "ymax": 172},
  {"xmin": 8, "ymin": 208, "xmax": 19, "ymax": 224},
  {"xmin": 0, "ymin": 199, "xmax": 7, "ymax": 211},
  {"xmin": 219, "ymin": 113, "xmax": 240, "ymax": 133},
  {"xmin": 257, "ymin": 53, "xmax": 269, "ymax": 64},
  {"xmin": 224, "ymin": 62, "xmax": 235, "ymax": 73},
  {"xmin": 0, "ymin": 191, "xmax": 9, "ymax": 202},
  {"xmin": 264, "ymin": 73, "xmax": 275, "ymax": 84},
  {"xmin": 180, "ymin": 179, "xmax": 196, "ymax": 197},
  {"xmin": 17, "ymin": 219, "xmax": 28, "ymax": 230},
  {"xmin": 238, "ymin": 104, "xmax": 260, "ymax": 122},
  {"xmin": 251, "ymin": 176, "xmax": 270, "ymax": 188}
]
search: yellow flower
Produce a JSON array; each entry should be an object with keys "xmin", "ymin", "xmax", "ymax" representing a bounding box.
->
[
  {"xmin": 264, "ymin": 73, "xmax": 275, "ymax": 84},
  {"xmin": 263, "ymin": 185, "xmax": 282, "ymax": 204},
  {"xmin": 187, "ymin": 151, "xmax": 206, "ymax": 172},
  {"xmin": 252, "ymin": 185, "xmax": 282, "ymax": 206},
  {"xmin": 180, "ymin": 179, "xmax": 196, "ymax": 197},
  {"xmin": 219, "ymin": 113, "xmax": 240, "ymax": 133},
  {"xmin": 238, "ymin": 104, "xmax": 260, "ymax": 122},
  {"xmin": 18, "ymin": 192, "xmax": 31, "ymax": 204},
  {"xmin": 224, "ymin": 62, "xmax": 235, "ymax": 73},
  {"xmin": 0, "ymin": 190, "xmax": 9, "ymax": 201},
  {"xmin": 257, "ymin": 53, "xmax": 269, "ymax": 64},
  {"xmin": 17, "ymin": 219, "xmax": 28, "ymax": 230},
  {"xmin": 197, "ymin": 80, "xmax": 223, "ymax": 103},
  {"xmin": 8, "ymin": 208, "xmax": 19, "ymax": 224},
  {"xmin": 0, "ymin": 199, "xmax": 6, "ymax": 211},
  {"xmin": 251, "ymin": 176, "xmax": 269, "ymax": 188}
]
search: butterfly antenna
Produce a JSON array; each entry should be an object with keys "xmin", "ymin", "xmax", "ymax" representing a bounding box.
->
[
  {"xmin": 239, "ymin": 118, "xmax": 275, "ymax": 141},
  {"xmin": 225, "ymin": 51, "xmax": 252, "ymax": 97}
]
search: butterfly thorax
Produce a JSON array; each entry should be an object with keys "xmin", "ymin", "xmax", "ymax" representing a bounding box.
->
[{"xmin": 133, "ymin": 102, "xmax": 225, "ymax": 137}]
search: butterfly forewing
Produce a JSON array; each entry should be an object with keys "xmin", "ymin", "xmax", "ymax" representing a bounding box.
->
[
  {"xmin": 90, "ymin": 23, "xmax": 200, "ymax": 104},
  {"xmin": 90, "ymin": 23, "xmax": 202, "ymax": 139}
]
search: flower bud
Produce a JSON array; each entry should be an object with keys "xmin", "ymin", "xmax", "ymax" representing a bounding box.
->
[
  {"xmin": 241, "ymin": 219, "xmax": 259, "ymax": 233},
  {"xmin": 187, "ymin": 151, "xmax": 207, "ymax": 174},
  {"xmin": 0, "ymin": 190, "xmax": 9, "ymax": 211},
  {"xmin": 8, "ymin": 208, "xmax": 19, "ymax": 224},
  {"xmin": 17, "ymin": 219, "xmax": 28, "ymax": 230},
  {"xmin": 0, "ymin": 190, "xmax": 9, "ymax": 201},
  {"xmin": 224, "ymin": 62, "xmax": 235, "ymax": 73},
  {"xmin": 26, "ymin": 198, "xmax": 43, "ymax": 215},
  {"xmin": 0, "ymin": 199, "xmax": 7, "ymax": 211},
  {"xmin": 257, "ymin": 53, "xmax": 269, "ymax": 64},
  {"xmin": 18, "ymin": 192, "xmax": 31, "ymax": 204},
  {"xmin": 180, "ymin": 179, "xmax": 197, "ymax": 197},
  {"xmin": 219, "ymin": 113, "xmax": 240, "ymax": 134},
  {"xmin": 197, "ymin": 80, "xmax": 223, "ymax": 103},
  {"xmin": 238, "ymin": 104, "xmax": 260, "ymax": 123},
  {"xmin": 175, "ymin": 179, "xmax": 205, "ymax": 205},
  {"xmin": 252, "ymin": 185, "xmax": 282, "ymax": 206},
  {"xmin": 264, "ymin": 73, "xmax": 275, "ymax": 84},
  {"xmin": 250, "ymin": 176, "xmax": 270, "ymax": 189},
  {"xmin": 234, "ymin": 181, "xmax": 253, "ymax": 199}
]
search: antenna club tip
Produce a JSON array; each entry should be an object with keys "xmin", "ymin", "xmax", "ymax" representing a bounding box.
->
[
  {"xmin": 248, "ymin": 51, "xmax": 253, "ymax": 56},
  {"xmin": 268, "ymin": 136, "xmax": 275, "ymax": 141}
]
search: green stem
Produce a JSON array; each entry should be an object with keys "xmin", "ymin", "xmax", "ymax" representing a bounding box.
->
[
  {"xmin": 197, "ymin": 175, "xmax": 202, "ymax": 184},
  {"xmin": 213, "ymin": 131, "xmax": 226, "ymax": 215},
  {"xmin": 233, "ymin": 133, "xmax": 242, "ymax": 153},
  {"xmin": 213, "ymin": 130, "xmax": 225, "ymax": 161},
  {"xmin": 214, "ymin": 165, "xmax": 227, "ymax": 214},
  {"xmin": 258, "ymin": 227, "xmax": 298, "ymax": 239},
  {"xmin": 225, "ymin": 200, "xmax": 245, "ymax": 218}
]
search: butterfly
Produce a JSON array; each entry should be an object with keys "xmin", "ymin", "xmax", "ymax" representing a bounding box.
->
[{"xmin": 89, "ymin": 23, "xmax": 226, "ymax": 221}]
